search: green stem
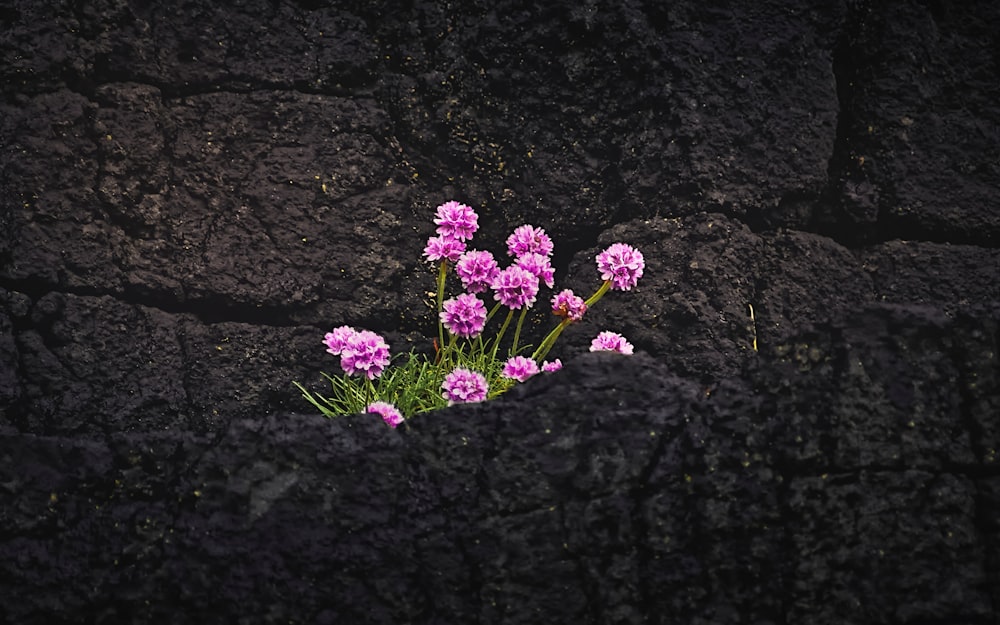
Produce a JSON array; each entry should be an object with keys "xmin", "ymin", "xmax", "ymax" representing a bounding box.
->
[
  {"xmin": 531, "ymin": 318, "xmax": 571, "ymax": 363},
  {"xmin": 472, "ymin": 303, "xmax": 501, "ymax": 362},
  {"xmin": 485, "ymin": 301, "xmax": 503, "ymax": 323},
  {"xmin": 585, "ymin": 280, "xmax": 613, "ymax": 308},
  {"xmin": 510, "ymin": 306, "xmax": 530, "ymax": 356},
  {"xmin": 363, "ymin": 377, "xmax": 377, "ymax": 407},
  {"xmin": 436, "ymin": 260, "xmax": 448, "ymax": 361},
  {"xmin": 490, "ymin": 309, "xmax": 515, "ymax": 363},
  {"xmin": 440, "ymin": 332, "xmax": 458, "ymax": 365}
]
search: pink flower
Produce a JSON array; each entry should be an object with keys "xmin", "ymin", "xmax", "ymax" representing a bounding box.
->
[
  {"xmin": 423, "ymin": 234, "xmax": 466, "ymax": 263},
  {"xmin": 515, "ymin": 252, "xmax": 555, "ymax": 288},
  {"xmin": 434, "ymin": 201, "xmax": 479, "ymax": 241},
  {"xmin": 367, "ymin": 401, "xmax": 404, "ymax": 428},
  {"xmin": 596, "ymin": 243, "xmax": 644, "ymax": 291},
  {"xmin": 506, "ymin": 224, "xmax": 554, "ymax": 258},
  {"xmin": 551, "ymin": 289, "xmax": 587, "ymax": 322},
  {"xmin": 441, "ymin": 368, "xmax": 489, "ymax": 404},
  {"xmin": 323, "ymin": 325, "xmax": 357, "ymax": 355},
  {"xmin": 589, "ymin": 331, "xmax": 634, "ymax": 355},
  {"xmin": 491, "ymin": 265, "xmax": 539, "ymax": 309},
  {"xmin": 455, "ymin": 250, "xmax": 500, "ymax": 294},
  {"xmin": 340, "ymin": 330, "xmax": 391, "ymax": 379},
  {"xmin": 541, "ymin": 359, "xmax": 563, "ymax": 372},
  {"xmin": 440, "ymin": 293, "xmax": 487, "ymax": 338},
  {"xmin": 502, "ymin": 356, "xmax": 539, "ymax": 382}
]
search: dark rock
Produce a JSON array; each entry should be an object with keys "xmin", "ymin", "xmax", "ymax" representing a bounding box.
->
[
  {"xmin": 1, "ymin": 0, "xmax": 999, "ymax": 622},
  {"xmin": 2, "ymin": 335, "xmax": 998, "ymax": 623}
]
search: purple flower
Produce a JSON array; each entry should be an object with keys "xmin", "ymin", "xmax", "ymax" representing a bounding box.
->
[
  {"xmin": 515, "ymin": 252, "xmax": 555, "ymax": 289},
  {"xmin": 502, "ymin": 356, "xmax": 539, "ymax": 382},
  {"xmin": 323, "ymin": 325, "xmax": 357, "ymax": 356},
  {"xmin": 441, "ymin": 368, "xmax": 489, "ymax": 404},
  {"xmin": 440, "ymin": 293, "xmax": 488, "ymax": 338},
  {"xmin": 589, "ymin": 331, "xmax": 634, "ymax": 355},
  {"xmin": 367, "ymin": 401, "xmax": 404, "ymax": 428},
  {"xmin": 551, "ymin": 289, "xmax": 587, "ymax": 322},
  {"xmin": 506, "ymin": 224, "xmax": 554, "ymax": 258},
  {"xmin": 541, "ymin": 359, "xmax": 563, "ymax": 372},
  {"xmin": 423, "ymin": 234, "xmax": 466, "ymax": 263},
  {"xmin": 596, "ymin": 243, "xmax": 644, "ymax": 291},
  {"xmin": 340, "ymin": 330, "xmax": 392, "ymax": 379},
  {"xmin": 434, "ymin": 201, "xmax": 479, "ymax": 241},
  {"xmin": 455, "ymin": 249, "xmax": 500, "ymax": 294},
  {"xmin": 491, "ymin": 265, "xmax": 540, "ymax": 309}
]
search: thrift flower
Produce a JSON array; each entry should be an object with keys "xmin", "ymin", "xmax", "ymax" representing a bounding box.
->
[
  {"xmin": 515, "ymin": 252, "xmax": 555, "ymax": 288},
  {"xmin": 323, "ymin": 325, "xmax": 357, "ymax": 356},
  {"xmin": 590, "ymin": 331, "xmax": 634, "ymax": 355},
  {"xmin": 367, "ymin": 401, "xmax": 404, "ymax": 428},
  {"xmin": 596, "ymin": 243, "xmax": 645, "ymax": 291},
  {"xmin": 551, "ymin": 289, "xmax": 587, "ymax": 322},
  {"xmin": 441, "ymin": 368, "xmax": 489, "ymax": 404},
  {"xmin": 502, "ymin": 356, "xmax": 539, "ymax": 382},
  {"xmin": 440, "ymin": 293, "xmax": 488, "ymax": 338},
  {"xmin": 507, "ymin": 224, "xmax": 554, "ymax": 258},
  {"xmin": 491, "ymin": 265, "xmax": 540, "ymax": 309},
  {"xmin": 455, "ymin": 249, "xmax": 500, "ymax": 294},
  {"xmin": 340, "ymin": 330, "xmax": 391, "ymax": 379},
  {"xmin": 434, "ymin": 201, "xmax": 479, "ymax": 241},
  {"xmin": 424, "ymin": 234, "xmax": 466, "ymax": 263},
  {"xmin": 541, "ymin": 359, "xmax": 563, "ymax": 372}
]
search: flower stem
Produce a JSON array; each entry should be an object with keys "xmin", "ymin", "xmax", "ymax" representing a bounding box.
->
[
  {"xmin": 510, "ymin": 306, "xmax": 530, "ymax": 356},
  {"xmin": 486, "ymin": 301, "xmax": 503, "ymax": 323},
  {"xmin": 436, "ymin": 260, "xmax": 448, "ymax": 362},
  {"xmin": 531, "ymin": 318, "xmax": 571, "ymax": 363},
  {"xmin": 490, "ymin": 308, "xmax": 515, "ymax": 363},
  {"xmin": 585, "ymin": 280, "xmax": 612, "ymax": 307}
]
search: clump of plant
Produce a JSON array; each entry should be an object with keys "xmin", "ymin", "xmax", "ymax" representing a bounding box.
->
[{"xmin": 295, "ymin": 201, "xmax": 644, "ymax": 427}]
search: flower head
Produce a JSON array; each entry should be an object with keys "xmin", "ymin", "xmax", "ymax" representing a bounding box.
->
[
  {"xmin": 589, "ymin": 331, "xmax": 634, "ymax": 355},
  {"xmin": 596, "ymin": 243, "xmax": 644, "ymax": 291},
  {"xmin": 441, "ymin": 368, "xmax": 489, "ymax": 404},
  {"xmin": 340, "ymin": 330, "xmax": 391, "ymax": 379},
  {"xmin": 551, "ymin": 289, "xmax": 587, "ymax": 322},
  {"xmin": 541, "ymin": 359, "xmax": 563, "ymax": 372},
  {"xmin": 502, "ymin": 356, "xmax": 539, "ymax": 382},
  {"xmin": 423, "ymin": 234, "xmax": 466, "ymax": 263},
  {"xmin": 323, "ymin": 325, "xmax": 357, "ymax": 356},
  {"xmin": 434, "ymin": 201, "xmax": 479, "ymax": 241},
  {"xmin": 455, "ymin": 249, "xmax": 500, "ymax": 294},
  {"xmin": 366, "ymin": 401, "xmax": 404, "ymax": 428},
  {"xmin": 515, "ymin": 252, "xmax": 555, "ymax": 289},
  {"xmin": 491, "ymin": 265, "xmax": 540, "ymax": 309},
  {"xmin": 506, "ymin": 224, "xmax": 554, "ymax": 258},
  {"xmin": 440, "ymin": 293, "xmax": 488, "ymax": 338}
]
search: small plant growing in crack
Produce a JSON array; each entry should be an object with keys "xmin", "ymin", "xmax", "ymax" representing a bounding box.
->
[{"xmin": 294, "ymin": 201, "xmax": 644, "ymax": 426}]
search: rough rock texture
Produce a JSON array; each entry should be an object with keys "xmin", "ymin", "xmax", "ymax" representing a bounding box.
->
[{"xmin": 1, "ymin": 0, "xmax": 998, "ymax": 623}]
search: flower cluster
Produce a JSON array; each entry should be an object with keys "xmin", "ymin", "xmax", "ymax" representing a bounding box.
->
[
  {"xmin": 324, "ymin": 326, "xmax": 391, "ymax": 379},
  {"xmin": 590, "ymin": 331, "xmax": 634, "ymax": 355},
  {"xmin": 455, "ymin": 250, "xmax": 499, "ymax": 293},
  {"xmin": 552, "ymin": 289, "xmax": 587, "ymax": 321},
  {"xmin": 502, "ymin": 355, "xmax": 539, "ymax": 382},
  {"xmin": 491, "ymin": 265, "xmax": 539, "ymax": 309},
  {"xmin": 366, "ymin": 401, "xmax": 404, "ymax": 428},
  {"xmin": 440, "ymin": 293, "xmax": 488, "ymax": 338},
  {"xmin": 597, "ymin": 243, "xmax": 644, "ymax": 291},
  {"xmin": 442, "ymin": 368, "xmax": 489, "ymax": 404},
  {"xmin": 296, "ymin": 200, "xmax": 644, "ymax": 426}
]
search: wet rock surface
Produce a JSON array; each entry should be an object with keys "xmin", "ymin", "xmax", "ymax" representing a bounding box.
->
[{"xmin": 1, "ymin": 0, "xmax": 998, "ymax": 623}]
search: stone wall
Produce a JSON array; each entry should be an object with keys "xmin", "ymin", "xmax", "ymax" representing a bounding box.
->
[{"xmin": 1, "ymin": 0, "xmax": 998, "ymax": 623}]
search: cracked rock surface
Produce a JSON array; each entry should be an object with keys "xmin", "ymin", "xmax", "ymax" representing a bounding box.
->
[{"xmin": 1, "ymin": 0, "xmax": 999, "ymax": 623}]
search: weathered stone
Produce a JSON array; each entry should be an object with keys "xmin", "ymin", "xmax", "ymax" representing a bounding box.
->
[{"xmin": 1, "ymin": 0, "xmax": 998, "ymax": 622}]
